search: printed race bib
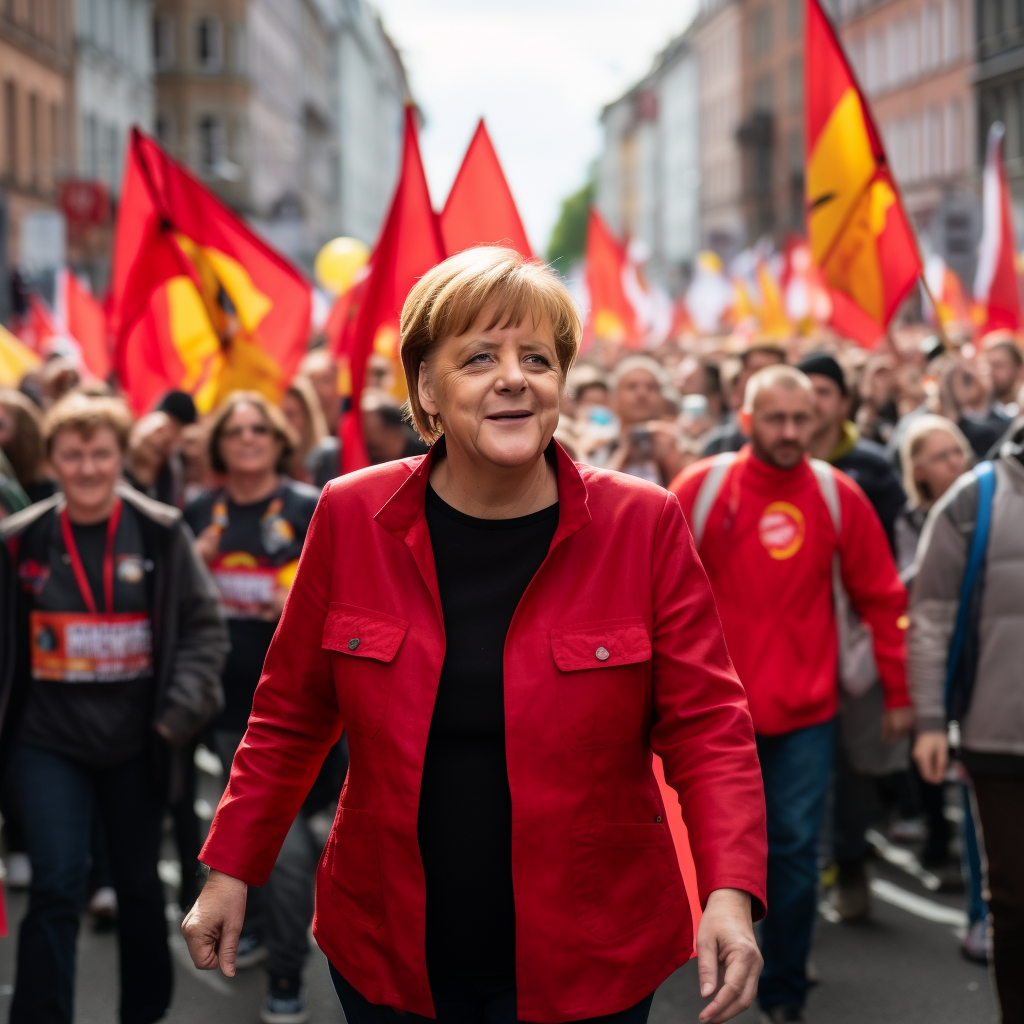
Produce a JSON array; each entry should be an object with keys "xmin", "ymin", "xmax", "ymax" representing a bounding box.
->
[
  {"xmin": 211, "ymin": 555, "xmax": 299, "ymax": 618},
  {"xmin": 30, "ymin": 611, "xmax": 153, "ymax": 683}
]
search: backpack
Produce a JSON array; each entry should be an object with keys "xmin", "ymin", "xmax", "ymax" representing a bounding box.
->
[
  {"xmin": 691, "ymin": 451, "xmax": 876, "ymax": 698},
  {"xmin": 944, "ymin": 461, "xmax": 996, "ymax": 723}
]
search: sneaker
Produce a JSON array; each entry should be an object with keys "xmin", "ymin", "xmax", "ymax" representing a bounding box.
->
[
  {"xmin": 88, "ymin": 886, "xmax": 118, "ymax": 932},
  {"xmin": 234, "ymin": 932, "xmax": 269, "ymax": 969},
  {"xmin": 829, "ymin": 860, "xmax": 870, "ymax": 922},
  {"xmin": 760, "ymin": 1008, "xmax": 806, "ymax": 1023},
  {"xmin": 5, "ymin": 852, "xmax": 32, "ymax": 889},
  {"xmin": 261, "ymin": 976, "xmax": 309, "ymax": 1024},
  {"xmin": 961, "ymin": 919, "xmax": 989, "ymax": 964}
]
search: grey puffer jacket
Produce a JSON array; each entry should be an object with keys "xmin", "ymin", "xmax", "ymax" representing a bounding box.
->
[{"xmin": 909, "ymin": 423, "xmax": 1024, "ymax": 755}]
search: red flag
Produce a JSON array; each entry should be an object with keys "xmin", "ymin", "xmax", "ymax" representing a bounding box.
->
[
  {"xmin": 805, "ymin": 0, "xmax": 921, "ymax": 347},
  {"xmin": 441, "ymin": 120, "xmax": 532, "ymax": 257},
  {"xmin": 974, "ymin": 123, "xmax": 1024, "ymax": 334},
  {"xmin": 339, "ymin": 106, "xmax": 446, "ymax": 474},
  {"xmin": 109, "ymin": 129, "xmax": 311, "ymax": 415},
  {"xmin": 583, "ymin": 209, "xmax": 642, "ymax": 351},
  {"xmin": 61, "ymin": 271, "xmax": 111, "ymax": 380}
]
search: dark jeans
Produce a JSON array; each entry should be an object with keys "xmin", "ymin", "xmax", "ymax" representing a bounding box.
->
[
  {"xmin": 971, "ymin": 775, "xmax": 1024, "ymax": 1024},
  {"xmin": 8, "ymin": 743, "xmax": 171, "ymax": 1024},
  {"xmin": 756, "ymin": 720, "xmax": 834, "ymax": 1013},
  {"xmin": 214, "ymin": 729, "xmax": 317, "ymax": 980},
  {"xmin": 330, "ymin": 966, "xmax": 655, "ymax": 1024}
]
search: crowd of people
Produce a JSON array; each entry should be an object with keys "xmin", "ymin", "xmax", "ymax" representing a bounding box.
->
[{"xmin": 0, "ymin": 255, "xmax": 1021, "ymax": 1024}]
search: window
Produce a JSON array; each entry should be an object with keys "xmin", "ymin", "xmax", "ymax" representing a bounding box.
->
[
  {"xmin": 155, "ymin": 111, "xmax": 174, "ymax": 147},
  {"xmin": 751, "ymin": 6, "xmax": 773, "ymax": 56},
  {"xmin": 866, "ymin": 31, "xmax": 886, "ymax": 92},
  {"xmin": 82, "ymin": 112, "xmax": 98, "ymax": 178},
  {"xmin": 923, "ymin": 105, "xmax": 942, "ymax": 177},
  {"xmin": 788, "ymin": 56, "xmax": 802, "ymax": 111},
  {"xmin": 788, "ymin": 126, "xmax": 804, "ymax": 171},
  {"xmin": 50, "ymin": 101, "xmax": 60, "ymax": 180},
  {"xmin": 198, "ymin": 115, "xmax": 226, "ymax": 170},
  {"xmin": 922, "ymin": 4, "xmax": 941, "ymax": 70},
  {"xmin": 196, "ymin": 17, "xmax": 222, "ymax": 72},
  {"xmin": 943, "ymin": 0, "xmax": 962, "ymax": 60},
  {"xmin": 787, "ymin": 0, "xmax": 802, "ymax": 37},
  {"xmin": 3, "ymin": 80, "xmax": 16, "ymax": 181},
  {"xmin": 753, "ymin": 72, "xmax": 774, "ymax": 112},
  {"xmin": 154, "ymin": 15, "xmax": 175, "ymax": 71},
  {"xmin": 28, "ymin": 92, "xmax": 38, "ymax": 188}
]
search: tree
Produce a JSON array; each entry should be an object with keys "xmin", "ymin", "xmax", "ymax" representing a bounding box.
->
[{"xmin": 546, "ymin": 180, "xmax": 594, "ymax": 273}]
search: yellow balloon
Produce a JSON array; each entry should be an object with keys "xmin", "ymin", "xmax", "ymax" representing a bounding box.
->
[{"xmin": 314, "ymin": 237, "xmax": 370, "ymax": 295}]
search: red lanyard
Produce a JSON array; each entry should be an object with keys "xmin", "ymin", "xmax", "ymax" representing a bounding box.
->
[{"xmin": 59, "ymin": 498, "xmax": 123, "ymax": 614}]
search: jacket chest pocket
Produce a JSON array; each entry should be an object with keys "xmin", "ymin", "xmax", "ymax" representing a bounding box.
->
[
  {"xmin": 322, "ymin": 603, "xmax": 409, "ymax": 737},
  {"xmin": 551, "ymin": 618, "xmax": 652, "ymax": 751}
]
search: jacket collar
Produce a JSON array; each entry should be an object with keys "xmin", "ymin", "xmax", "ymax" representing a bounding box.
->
[{"xmin": 374, "ymin": 436, "xmax": 592, "ymax": 545}]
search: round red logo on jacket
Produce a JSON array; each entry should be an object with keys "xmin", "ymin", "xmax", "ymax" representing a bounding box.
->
[{"xmin": 758, "ymin": 502, "xmax": 805, "ymax": 560}]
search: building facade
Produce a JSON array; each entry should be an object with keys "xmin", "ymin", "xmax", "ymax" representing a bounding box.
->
[
  {"xmin": 694, "ymin": 0, "xmax": 745, "ymax": 257},
  {"xmin": 153, "ymin": 0, "xmax": 409, "ymax": 270},
  {"xmin": 837, "ymin": 0, "xmax": 978, "ymax": 280},
  {"xmin": 0, "ymin": 0, "xmax": 75, "ymax": 277},
  {"xmin": 595, "ymin": 28, "xmax": 700, "ymax": 290}
]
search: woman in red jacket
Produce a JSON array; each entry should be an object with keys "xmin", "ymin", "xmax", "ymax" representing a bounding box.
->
[{"xmin": 183, "ymin": 247, "xmax": 767, "ymax": 1024}]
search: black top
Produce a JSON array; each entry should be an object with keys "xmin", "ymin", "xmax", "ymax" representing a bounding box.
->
[
  {"xmin": 16, "ymin": 502, "xmax": 155, "ymax": 767},
  {"xmin": 832, "ymin": 436, "xmax": 906, "ymax": 553},
  {"xmin": 418, "ymin": 483, "xmax": 559, "ymax": 979},
  {"xmin": 184, "ymin": 481, "xmax": 318, "ymax": 732}
]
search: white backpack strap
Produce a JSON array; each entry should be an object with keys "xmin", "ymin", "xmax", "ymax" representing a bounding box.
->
[
  {"xmin": 810, "ymin": 458, "xmax": 841, "ymax": 536},
  {"xmin": 691, "ymin": 452, "xmax": 738, "ymax": 548}
]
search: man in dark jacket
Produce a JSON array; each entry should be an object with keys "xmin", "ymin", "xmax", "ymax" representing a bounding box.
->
[{"xmin": 798, "ymin": 351, "xmax": 910, "ymax": 923}]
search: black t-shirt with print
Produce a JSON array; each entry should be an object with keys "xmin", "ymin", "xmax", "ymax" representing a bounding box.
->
[
  {"xmin": 16, "ymin": 501, "xmax": 156, "ymax": 767},
  {"xmin": 185, "ymin": 481, "xmax": 318, "ymax": 731}
]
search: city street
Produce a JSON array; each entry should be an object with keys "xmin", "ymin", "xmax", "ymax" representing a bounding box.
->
[{"xmin": 0, "ymin": 830, "xmax": 996, "ymax": 1024}]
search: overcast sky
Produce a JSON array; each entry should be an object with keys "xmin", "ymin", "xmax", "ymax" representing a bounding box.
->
[{"xmin": 372, "ymin": 0, "xmax": 699, "ymax": 256}]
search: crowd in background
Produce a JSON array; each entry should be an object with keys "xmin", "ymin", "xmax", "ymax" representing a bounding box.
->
[{"xmin": 0, "ymin": 316, "xmax": 1021, "ymax": 1024}]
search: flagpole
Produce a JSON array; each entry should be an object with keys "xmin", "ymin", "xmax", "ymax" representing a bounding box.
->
[{"xmin": 917, "ymin": 270, "xmax": 955, "ymax": 351}]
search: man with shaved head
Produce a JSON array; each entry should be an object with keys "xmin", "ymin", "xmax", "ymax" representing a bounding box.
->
[{"xmin": 670, "ymin": 366, "xmax": 912, "ymax": 1024}]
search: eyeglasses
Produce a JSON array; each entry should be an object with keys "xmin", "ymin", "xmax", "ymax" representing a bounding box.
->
[{"xmin": 221, "ymin": 423, "xmax": 272, "ymax": 440}]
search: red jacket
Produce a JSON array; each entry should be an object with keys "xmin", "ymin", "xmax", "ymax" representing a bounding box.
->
[
  {"xmin": 670, "ymin": 447, "xmax": 910, "ymax": 736},
  {"xmin": 201, "ymin": 442, "xmax": 766, "ymax": 1022}
]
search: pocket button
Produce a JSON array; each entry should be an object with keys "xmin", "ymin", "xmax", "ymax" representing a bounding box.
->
[
  {"xmin": 348, "ymin": 638, "xmax": 360, "ymax": 651},
  {"xmin": 595, "ymin": 646, "xmax": 610, "ymax": 661}
]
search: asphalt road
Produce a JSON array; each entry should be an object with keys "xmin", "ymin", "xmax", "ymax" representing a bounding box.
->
[{"xmin": 0, "ymin": 749, "xmax": 997, "ymax": 1023}]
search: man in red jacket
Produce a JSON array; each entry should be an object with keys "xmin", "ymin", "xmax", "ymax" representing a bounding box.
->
[{"xmin": 670, "ymin": 365, "xmax": 912, "ymax": 1024}]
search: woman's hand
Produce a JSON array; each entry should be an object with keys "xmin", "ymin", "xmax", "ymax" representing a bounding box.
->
[
  {"xmin": 194, "ymin": 525, "xmax": 222, "ymax": 565},
  {"xmin": 182, "ymin": 869, "xmax": 247, "ymax": 976},
  {"xmin": 913, "ymin": 730, "xmax": 949, "ymax": 785},
  {"xmin": 696, "ymin": 887, "xmax": 762, "ymax": 1023}
]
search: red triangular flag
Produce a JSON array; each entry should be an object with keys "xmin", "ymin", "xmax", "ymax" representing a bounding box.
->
[
  {"xmin": 339, "ymin": 107, "xmax": 446, "ymax": 474},
  {"xmin": 583, "ymin": 209, "xmax": 642, "ymax": 351},
  {"xmin": 110, "ymin": 129, "xmax": 311, "ymax": 414},
  {"xmin": 441, "ymin": 120, "xmax": 532, "ymax": 258},
  {"xmin": 61, "ymin": 271, "xmax": 111, "ymax": 381},
  {"xmin": 975, "ymin": 122, "xmax": 1024, "ymax": 334}
]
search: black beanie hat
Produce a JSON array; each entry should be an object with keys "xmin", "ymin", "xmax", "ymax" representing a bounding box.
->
[
  {"xmin": 156, "ymin": 389, "xmax": 198, "ymax": 425},
  {"xmin": 796, "ymin": 351, "xmax": 847, "ymax": 396}
]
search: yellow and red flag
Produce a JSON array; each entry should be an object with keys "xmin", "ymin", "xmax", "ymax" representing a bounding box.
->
[
  {"xmin": 337, "ymin": 106, "xmax": 446, "ymax": 473},
  {"xmin": 109, "ymin": 129, "xmax": 311, "ymax": 415},
  {"xmin": 583, "ymin": 209, "xmax": 643, "ymax": 351},
  {"xmin": 441, "ymin": 119, "xmax": 532, "ymax": 258},
  {"xmin": 0, "ymin": 323, "xmax": 41, "ymax": 386},
  {"xmin": 805, "ymin": 0, "xmax": 921, "ymax": 347}
]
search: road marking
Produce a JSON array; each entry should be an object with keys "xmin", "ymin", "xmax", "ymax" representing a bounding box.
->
[
  {"xmin": 866, "ymin": 829, "xmax": 943, "ymax": 891},
  {"xmin": 869, "ymin": 878, "xmax": 968, "ymax": 927}
]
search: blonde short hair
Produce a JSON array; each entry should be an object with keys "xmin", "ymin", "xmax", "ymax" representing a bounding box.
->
[
  {"xmin": 400, "ymin": 247, "xmax": 581, "ymax": 442},
  {"xmin": 43, "ymin": 393, "xmax": 134, "ymax": 456},
  {"xmin": 900, "ymin": 414, "xmax": 973, "ymax": 506},
  {"xmin": 743, "ymin": 364, "xmax": 812, "ymax": 414}
]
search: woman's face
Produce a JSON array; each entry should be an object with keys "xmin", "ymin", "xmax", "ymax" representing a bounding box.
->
[
  {"xmin": 218, "ymin": 402, "xmax": 283, "ymax": 477},
  {"xmin": 418, "ymin": 310, "xmax": 562, "ymax": 471},
  {"xmin": 281, "ymin": 392, "xmax": 308, "ymax": 442},
  {"xmin": 913, "ymin": 429, "xmax": 967, "ymax": 504},
  {"xmin": 51, "ymin": 426, "xmax": 122, "ymax": 516}
]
